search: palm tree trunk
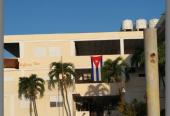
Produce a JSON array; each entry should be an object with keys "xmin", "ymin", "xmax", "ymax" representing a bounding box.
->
[
  {"xmin": 61, "ymin": 84, "xmax": 69, "ymax": 116},
  {"xmin": 63, "ymin": 84, "xmax": 71, "ymax": 116},
  {"xmin": 33, "ymin": 98, "xmax": 38, "ymax": 116},
  {"xmin": 30, "ymin": 99, "xmax": 33, "ymax": 116},
  {"xmin": 58, "ymin": 87, "xmax": 61, "ymax": 116}
]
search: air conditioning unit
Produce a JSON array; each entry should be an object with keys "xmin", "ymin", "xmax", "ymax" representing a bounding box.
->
[
  {"xmin": 122, "ymin": 19, "xmax": 133, "ymax": 31},
  {"xmin": 149, "ymin": 18, "xmax": 159, "ymax": 28},
  {"xmin": 136, "ymin": 19, "xmax": 147, "ymax": 31}
]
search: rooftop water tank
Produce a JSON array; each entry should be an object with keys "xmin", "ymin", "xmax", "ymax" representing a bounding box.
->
[
  {"xmin": 136, "ymin": 19, "xmax": 147, "ymax": 31},
  {"xmin": 149, "ymin": 18, "xmax": 159, "ymax": 28},
  {"xmin": 122, "ymin": 19, "xmax": 133, "ymax": 31}
]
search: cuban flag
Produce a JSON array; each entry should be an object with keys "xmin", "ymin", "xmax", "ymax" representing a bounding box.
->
[{"xmin": 91, "ymin": 55, "xmax": 103, "ymax": 81}]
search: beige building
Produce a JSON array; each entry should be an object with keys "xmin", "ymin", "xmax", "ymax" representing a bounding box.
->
[{"xmin": 4, "ymin": 31, "xmax": 145, "ymax": 116}]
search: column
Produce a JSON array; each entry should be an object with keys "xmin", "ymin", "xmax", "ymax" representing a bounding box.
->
[
  {"xmin": 144, "ymin": 29, "xmax": 160, "ymax": 116},
  {"xmin": 120, "ymin": 39, "xmax": 124, "ymax": 55}
]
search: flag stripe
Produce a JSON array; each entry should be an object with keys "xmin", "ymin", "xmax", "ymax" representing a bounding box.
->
[
  {"xmin": 98, "ymin": 68, "xmax": 101, "ymax": 81},
  {"xmin": 96, "ymin": 67, "xmax": 99, "ymax": 81},
  {"xmin": 92, "ymin": 65, "xmax": 96, "ymax": 81},
  {"xmin": 91, "ymin": 57, "xmax": 94, "ymax": 81}
]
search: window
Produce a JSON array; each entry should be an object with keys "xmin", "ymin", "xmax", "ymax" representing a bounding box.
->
[
  {"xmin": 34, "ymin": 47, "xmax": 46, "ymax": 57},
  {"xmin": 138, "ymin": 73, "xmax": 145, "ymax": 77},
  {"xmin": 75, "ymin": 69, "xmax": 93, "ymax": 83},
  {"xmin": 48, "ymin": 47, "xmax": 61, "ymax": 57},
  {"xmin": 4, "ymin": 43, "xmax": 20, "ymax": 58},
  {"xmin": 124, "ymin": 39, "xmax": 144, "ymax": 54},
  {"xmin": 50, "ymin": 102, "xmax": 63, "ymax": 107},
  {"xmin": 75, "ymin": 40, "xmax": 120, "ymax": 56},
  {"xmin": 50, "ymin": 102, "xmax": 57, "ymax": 107},
  {"xmin": 4, "ymin": 59, "xmax": 19, "ymax": 69},
  {"xmin": 50, "ymin": 96, "xmax": 63, "ymax": 107}
]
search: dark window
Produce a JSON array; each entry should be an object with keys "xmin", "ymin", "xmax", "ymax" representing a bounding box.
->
[
  {"xmin": 50, "ymin": 102, "xmax": 63, "ymax": 107},
  {"xmin": 138, "ymin": 74, "xmax": 145, "ymax": 77},
  {"xmin": 124, "ymin": 39, "xmax": 144, "ymax": 54},
  {"xmin": 75, "ymin": 68, "xmax": 103, "ymax": 83},
  {"xmin": 50, "ymin": 102, "xmax": 56, "ymax": 107},
  {"xmin": 4, "ymin": 58, "xmax": 19, "ymax": 69},
  {"xmin": 75, "ymin": 69, "xmax": 93, "ymax": 83},
  {"xmin": 4, "ymin": 43, "xmax": 20, "ymax": 58},
  {"xmin": 56, "ymin": 102, "xmax": 63, "ymax": 107},
  {"xmin": 75, "ymin": 40, "xmax": 120, "ymax": 56}
]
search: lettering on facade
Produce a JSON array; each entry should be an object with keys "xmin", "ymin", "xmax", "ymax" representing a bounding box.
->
[{"xmin": 20, "ymin": 62, "xmax": 40, "ymax": 67}]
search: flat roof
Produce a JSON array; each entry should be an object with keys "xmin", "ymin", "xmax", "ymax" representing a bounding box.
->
[{"xmin": 4, "ymin": 31, "xmax": 143, "ymax": 43}]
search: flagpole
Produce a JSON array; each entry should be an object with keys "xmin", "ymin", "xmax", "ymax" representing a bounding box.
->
[{"xmin": 61, "ymin": 56, "xmax": 64, "ymax": 116}]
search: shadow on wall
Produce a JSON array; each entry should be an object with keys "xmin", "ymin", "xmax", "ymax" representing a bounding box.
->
[{"xmin": 85, "ymin": 84, "xmax": 109, "ymax": 96}]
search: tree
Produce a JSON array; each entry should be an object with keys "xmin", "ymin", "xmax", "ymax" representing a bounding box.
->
[
  {"xmin": 48, "ymin": 62, "xmax": 75, "ymax": 116},
  {"xmin": 117, "ymin": 99, "xmax": 147, "ymax": 116},
  {"xmin": 18, "ymin": 74, "xmax": 45, "ymax": 116},
  {"xmin": 131, "ymin": 40, "xmax": 165, "ymax": 88},
  {"xmin": 101, "ymin": 57, "xmax": 129, "ymax": 83},
  {"xmin": 131, "ymin": 47, "xmax": 145, "ymax": 69}
]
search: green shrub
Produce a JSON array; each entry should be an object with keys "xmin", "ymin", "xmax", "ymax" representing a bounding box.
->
[{"xmin": 117, "ymin": 99, "xmax": 146, "ymax": 116}]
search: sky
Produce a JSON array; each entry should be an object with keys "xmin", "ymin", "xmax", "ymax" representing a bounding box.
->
[{"xmin": 4, "ymin": 0, "xmax": 165, "ymax": 35}]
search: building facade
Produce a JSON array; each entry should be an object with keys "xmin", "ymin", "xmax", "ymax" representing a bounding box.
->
[{"xmin": 4, "ymin": 31, "xmax": 146, "ymax": 116}]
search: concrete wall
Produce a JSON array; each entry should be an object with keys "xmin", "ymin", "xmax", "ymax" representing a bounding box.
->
[{"xmin": 125, "ymin": 73, "xmax": 146, "ymax": 102}]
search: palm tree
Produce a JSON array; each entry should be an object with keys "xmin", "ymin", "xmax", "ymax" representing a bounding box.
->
[
  {"xmin": 18, "ymin": 74, "xmax": 45, "ymax": 116},
  {"xmin": 101, "ymin": 57, "xmax": 129, "ymax": 111},
  {"xmin": 48, "ymin": 61, "xmax": 75, "ymax": 116},
  {"xmin": 131, "ymin": 47, "xmax": 145, "ymax": 69},
  {"xmin": 131, "ymin": 40, "xmax": 165, "ymax": 88},
  {"xmin": 101, "ymin": 57, "xmax": 128, "ymax": 83}
]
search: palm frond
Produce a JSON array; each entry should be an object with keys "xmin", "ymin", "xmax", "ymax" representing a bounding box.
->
[
  {"xmin": 48, "ymin": 61, "xmax": 75, "ymax": 90},
  {"xmin": 131, "ymin": 47, "xmax": 144, "ymax": 68},
  {"xmin": 18, "ymin": 74, "xmax": 45, "ymax": 100},
  {"xmin": 102, "ymin": 57, "xmax": 128, "ymax": 83}
]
